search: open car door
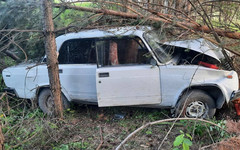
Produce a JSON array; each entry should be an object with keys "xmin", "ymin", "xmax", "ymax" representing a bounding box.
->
[{"xmin": 95, "ymin": 37, "xmax": 161, "ymax": 107}]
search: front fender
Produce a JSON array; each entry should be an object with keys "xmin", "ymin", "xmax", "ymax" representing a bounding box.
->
[{"xmin": 160, "ymin": 65, "xmax": 239, "ymax": 107}]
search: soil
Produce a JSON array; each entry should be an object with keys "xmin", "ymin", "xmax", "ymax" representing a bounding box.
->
[{"xmin": 1, "ymin": 98, "xmax": 240, "ymax": 150}]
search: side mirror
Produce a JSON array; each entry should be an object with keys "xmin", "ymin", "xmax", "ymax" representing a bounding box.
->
[{"xmin": 150, "ymin": 59, "xmax": 157, "ymax": 67}]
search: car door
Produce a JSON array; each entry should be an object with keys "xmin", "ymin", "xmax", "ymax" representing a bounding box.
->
[
  {"xmin": 96, "ymin": 37, "xmax": 161, "ymax": 107},
  {"xmin": 58, "ymin": 38, "xmax": 98, "ymax": 102}
]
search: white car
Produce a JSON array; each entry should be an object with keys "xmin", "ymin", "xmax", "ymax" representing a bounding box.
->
[{"xmin": 2, "ymin": 26, "xmax": 240, "ymax": 118}]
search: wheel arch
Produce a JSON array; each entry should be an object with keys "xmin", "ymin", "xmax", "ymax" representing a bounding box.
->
[
  {"xmin": 35, "ymin": 85, "xmax": 71, "ymax": 102},
  {"xmin": 178, "ymin": 84, "xmax": 226, "ymax": 109}
]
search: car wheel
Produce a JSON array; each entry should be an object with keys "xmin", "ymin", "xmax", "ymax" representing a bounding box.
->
[
  {"xmin": 38, "ymin": 89, "xmax": 70, "ymax": 115},
  {"xmin": 175, "ymin": 90, "xmax": 216, "ymax": 118}
]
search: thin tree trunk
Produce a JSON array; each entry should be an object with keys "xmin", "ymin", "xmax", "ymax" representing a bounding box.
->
[
  {"xmin": 42, "ymin": 0, "xmax": 63, "ymax": 118},
  {"xmin": 0, "ymin": 125, "xmax": 4, "ymax": 150}
]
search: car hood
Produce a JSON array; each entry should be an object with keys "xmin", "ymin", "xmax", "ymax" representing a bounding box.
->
[{"xmin": 164, "ymin": 38, "xmax": 232, "ymax": 62}]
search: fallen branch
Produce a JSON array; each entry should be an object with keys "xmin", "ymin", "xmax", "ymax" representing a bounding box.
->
[
  {"xmin": 3, "ymin": 50, "xmax": 20, "ymax": 61},
  {"xmin": 96, "ymin": 126, "xmax": 103, "ymax": 150},
  {"xmin": 54, "ymin": 3, "xmax": 240, "ymax": 40},
  {"xmin": 11, "ymin": 131, "xmax": 38, "ymax": 149},
  {"xmin": 115, "ymin": 118, "xmax": 228, "ymax": 150},
  {"xmin": 0, "ymin": 92, "xmax": 7, "ymax": 100}
]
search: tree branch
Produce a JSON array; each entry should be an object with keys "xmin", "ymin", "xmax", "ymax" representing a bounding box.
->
[
  {"xmin": 116, "ymin": 118, "xmax": 228, "ymax": 150},
  {"xmin": 54, "ymin": 3, "xmax": 240, "ymax": 40},
  {"xmin": 0, "ymin": 29, "xmax": 43, "ymax": 33}
]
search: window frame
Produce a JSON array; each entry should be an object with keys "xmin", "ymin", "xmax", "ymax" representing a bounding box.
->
[
  {"xmin": 95, "ymin": 36, "xmax": 151, "ymax": 68},
  {"xmin": 58, "ymin": 38, "xmax": 96, "ymax": 65}
]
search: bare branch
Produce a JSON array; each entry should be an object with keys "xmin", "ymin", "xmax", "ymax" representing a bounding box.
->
[
  {"xmin": 54, "ymin": 3, "xmax": 240, "ymax": 40},
  {"xmin": 0, "ymin": 29, "xmax": 43, "ymax": 33},
  {"xmin": 3, "ymin": 50, "xmax": 20, "ymax": 61},
  {"xmin": 116, "ymin": 118, "xmax": 228, "ymax": 150}
]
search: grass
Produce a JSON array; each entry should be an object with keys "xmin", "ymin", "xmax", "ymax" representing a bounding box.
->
[{"xmin": 0, "ymin": 94, "xmax": 234, "ymax": 150}]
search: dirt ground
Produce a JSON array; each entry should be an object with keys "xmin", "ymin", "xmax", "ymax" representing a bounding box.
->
[{"xmin": 1, "ymin": 98, "xmax": 240, "ymax": 150}]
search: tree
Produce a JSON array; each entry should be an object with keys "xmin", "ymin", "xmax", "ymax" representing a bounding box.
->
[
  {"xmin": 0, "ymin": 125, "xmax": 4, "ymax": 150},
  {"xmin": 42, "ymin": 0, "xmax": 63, "ymax": 118}
]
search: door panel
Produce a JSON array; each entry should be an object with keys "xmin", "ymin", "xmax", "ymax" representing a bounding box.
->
[
  {"xmin": 59, "ymin": 64, "xmax": 97, "ymax": 102},
  {"xmin": 97, "ymin": 65, "xmax": 161, "ymax": 107}
]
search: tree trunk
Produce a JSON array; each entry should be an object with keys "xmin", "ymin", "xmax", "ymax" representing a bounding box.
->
[
  {"xmin": 42, "ymin": 0, "xmax": 63, "ymax": 118},
  {"xmin": 0, "ymin": 125, "xmax": 4, "ymax": 150}
]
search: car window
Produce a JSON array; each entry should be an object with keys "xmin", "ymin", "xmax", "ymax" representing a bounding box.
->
[
  {"xmin": 58, "ymin": 39, "xmax": 96, "ymax": 64},
  {"xmin": 96, "ymin": 37, "xmax": 151, "ymax": 67},
  {"xmin": 144, "ymin": 31, "xmax": 172, "ymax": 63}
]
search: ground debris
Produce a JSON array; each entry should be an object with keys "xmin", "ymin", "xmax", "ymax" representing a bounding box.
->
[
  {"xmin": 208, "ymin": 120, "xmax": 240, "ymax": 150},
  {"xmin": 226, "ymin": 120, "xmax": 240, "ymax": 134},
  {"xmin": 212, "ymin": 136, "xmax": 240, "ymax": 150}
]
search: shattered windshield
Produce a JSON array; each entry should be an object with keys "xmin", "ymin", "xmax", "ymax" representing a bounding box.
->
[{"xmin": 144, "ymin": 31, "xmax": 172, "ymax": 63}]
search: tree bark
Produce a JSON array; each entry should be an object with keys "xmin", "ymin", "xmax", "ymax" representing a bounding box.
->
[
  {"xmin": 43, "ymin": 0, "xmax": 63, "ymax": 118},
  {"xmin": 0, "ymin": 125, "xmax": 4, "ymax": 150}
]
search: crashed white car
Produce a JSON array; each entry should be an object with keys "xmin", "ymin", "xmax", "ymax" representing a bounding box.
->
[{"xmin": 2, "ymin": 26, "xmax": 240, "ymax": 118}]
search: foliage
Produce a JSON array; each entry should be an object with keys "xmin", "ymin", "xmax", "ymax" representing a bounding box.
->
[
  {"xmin": 0, "ymin": 0, "xmax": 44, "ymax": 60},
  {"xmin": 173, "ymin": 130, "xmax": 192, "ymax": 150},
  {"xmin": 0, "ymin": 0, "xmax": 96, "ymax": 64},
  {"xmin": 53, "ymin": 142, "xmax": 89, "ymax": 150},
  {"xmin": 0, "ymin": 95, "xmax": 234, "ymax": 150},
  {"xmin": 179, "ymin": 119, "xmax": 229, "ymax": 142}
]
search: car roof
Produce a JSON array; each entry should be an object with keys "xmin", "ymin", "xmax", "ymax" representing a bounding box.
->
[{"xmin": 55, "ymin": 26, "xmax": 151, "ymax": 51}]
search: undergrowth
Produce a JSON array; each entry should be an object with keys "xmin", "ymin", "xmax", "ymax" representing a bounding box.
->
[{"xmin": 0, "ymin": 94, "xmax": 235, "ymax": 150}]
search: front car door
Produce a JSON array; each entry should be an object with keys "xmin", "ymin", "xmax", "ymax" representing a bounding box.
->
[{"xmin": 96, "ymin": 36, "xmax": 161, "ymax": 107}]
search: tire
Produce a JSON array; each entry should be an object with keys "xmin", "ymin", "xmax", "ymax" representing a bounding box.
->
[
  {"xmin": 175, "ymin": 90, "xmax": 216, "ymax": 118},
  {"xmin": 38, "ymin": 89, "xmax": 70, "ymax": 115}
]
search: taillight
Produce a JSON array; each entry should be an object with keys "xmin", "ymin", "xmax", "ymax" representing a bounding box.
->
[{"xmin": 198, "ymin": 61, "xmax": 219, "ymax": 69}]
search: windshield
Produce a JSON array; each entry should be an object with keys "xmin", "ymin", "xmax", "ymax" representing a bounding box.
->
[{"xmin": 144, "ymin": 31, "xmax": 172, "ymax": 63}]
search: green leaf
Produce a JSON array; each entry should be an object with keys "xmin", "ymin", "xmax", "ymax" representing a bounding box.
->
[
  {"xmin": 173, "ymin": 148, "xmax": 179, "ymax": 150},
  {"xmin": 173, "ymin": 134, "xmax": 184, "ymax": 146},
  {"xmin": 183, "ymin": 138, "xmax": 192, "ymax": 146},
  {"xmin": 186, "ymin": 133, "xmax": 192, "ymax": 140},
  {"xmin": 180, "ymin": 130, "xmax": 184, "ymax": 134},
  {"xmin": 146, "ymin": 130, "xmax": 152, "ymax": 135},
  {"xmin": 183, "ymin": 142, "xmax": 190, "ymax": 150}
]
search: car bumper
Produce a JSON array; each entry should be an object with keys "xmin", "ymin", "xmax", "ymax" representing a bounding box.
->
[{"xmin": 230, "ymin": 90, "xmax": 240, "ymax": 102}]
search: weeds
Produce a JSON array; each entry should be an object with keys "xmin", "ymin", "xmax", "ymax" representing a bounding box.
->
[
  {"xmin": 53, "ymin": 141, "xmax": 90, "ymax": 150},
  {"xmin": 0, "ymin": 94, "xmax": 235, "ymax": 149},
  {"xmin": 179, "ymin": 119, "xmax": 229, "ymax": 142},
  {"xmin": 173, "ymin": 130, "xmax": 192, "ymax": 150}
]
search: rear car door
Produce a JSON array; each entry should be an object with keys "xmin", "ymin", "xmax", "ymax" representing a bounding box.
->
[{"xmin": 58, "ymin": 38, "xmax": 97, "ymax": 102}]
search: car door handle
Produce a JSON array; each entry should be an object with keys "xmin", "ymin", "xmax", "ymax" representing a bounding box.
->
[{"xmin": 99, "ymin": 72, "xmax": 109, "ymax": 78}]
